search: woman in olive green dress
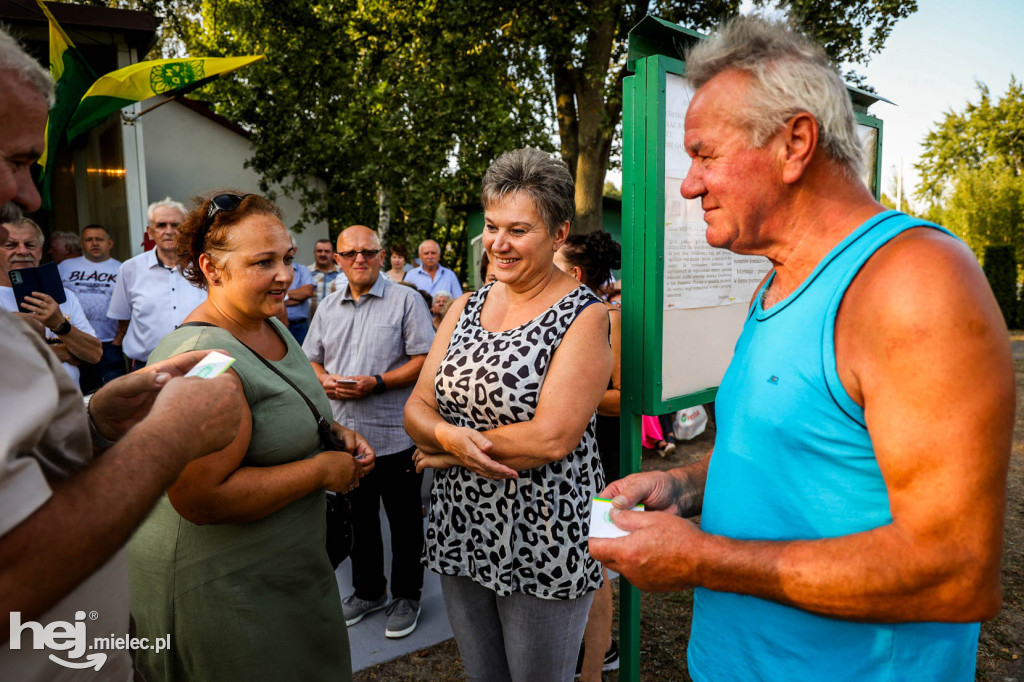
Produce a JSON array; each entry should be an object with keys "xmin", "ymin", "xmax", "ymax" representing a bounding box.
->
[{"xmin": 129, "ymin": 193, "xmax": 375, "ymax": 681}]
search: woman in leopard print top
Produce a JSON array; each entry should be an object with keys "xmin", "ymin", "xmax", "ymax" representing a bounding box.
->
[{"xmin": 405, "ymin": 148, "xmax": 613, "ymax": 682}]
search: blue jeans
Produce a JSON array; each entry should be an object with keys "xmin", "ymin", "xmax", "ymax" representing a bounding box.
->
[
  {"xmin": 79, "ymin": 342, "xmax": 127, "ymax": 393},
  {"xmin": 439, "ymin": 574, "xmax": 594, "ymax": 682},
  {"xmin": 288, "ymin": 318, "xmax": 308, "ymax": 345}
]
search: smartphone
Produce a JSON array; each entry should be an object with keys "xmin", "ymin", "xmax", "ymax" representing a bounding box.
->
[
  {"xmin": 10, "ymin": 262, "xmax": 66, "ymax": 312},
  {"xmin": 337, "ymin": 379, "xmax": 358, "ymax": 385}
]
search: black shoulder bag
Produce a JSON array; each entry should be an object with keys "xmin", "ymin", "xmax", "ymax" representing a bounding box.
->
[{"xmin": 180, "ymin": 322, "xmax": 354, "ymax": 568}]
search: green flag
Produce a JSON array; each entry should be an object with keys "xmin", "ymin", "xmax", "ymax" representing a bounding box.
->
[
  {"xmin": 35, "ymin": 0, "xmax": 97, "ymax": 209},
  {"xmin": 67, "ymin": 56, "xmax": 265, "ymax": 141}
]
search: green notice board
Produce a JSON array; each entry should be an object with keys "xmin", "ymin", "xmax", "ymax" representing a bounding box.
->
[
  {"xmin": 624, "ymin": 53, "xmax": 772, "ymax": 418},
  {"xmin": 624, "ymin": 51, "xmax": 884, "ymax": 417}
]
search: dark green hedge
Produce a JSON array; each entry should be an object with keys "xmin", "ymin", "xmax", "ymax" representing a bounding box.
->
[{"xmin": 983, "ymin": 244, "xmax": 1017, "ymax": 328}]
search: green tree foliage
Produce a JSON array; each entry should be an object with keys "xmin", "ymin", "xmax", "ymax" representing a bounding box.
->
[
  {"xmin": 489, "ymin": 0, "xmax": 916, "ymax": 233},
  {"xmin": 917, "ymin": 79, "xmax": 1024, "ymax": 297},
  {"xmin": 983, "ymin": 244, "xmax": 1017, "ymax": 329},
  {"xmin": 916, "ymin": 78, "xmax": 1024, "ymax": 204},
  {"xmin": 118, "ymin": 0, "xmax": 553, "ymax": 280},
  {"xmin": 932, "ymin": 166, "xmax": 1024, "ymax": 259},
  {"xmin": 106, "ymin": 0, "xmax": 917, "ymax": 269},
  {"xmin": 781, "ymin": 0, "xmax": 917, "ymax": 86}
]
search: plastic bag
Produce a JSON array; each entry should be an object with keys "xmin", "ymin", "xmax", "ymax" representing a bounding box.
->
[{"xmin": 673, "ymin": 405, "xmax": 708, "ymax": 441}]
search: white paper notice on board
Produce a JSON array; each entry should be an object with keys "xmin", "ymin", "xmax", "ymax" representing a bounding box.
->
[{"xmin": 663, "ymin": 73, "xmax": 771, "ymax": 311}]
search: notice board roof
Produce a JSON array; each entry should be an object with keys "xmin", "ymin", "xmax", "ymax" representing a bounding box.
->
[{"xmin": 627, "ymin": 15, "xmax": 705, "ymax": 71}]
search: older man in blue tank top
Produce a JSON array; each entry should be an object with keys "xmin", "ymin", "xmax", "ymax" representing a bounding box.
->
[{"xmin": 590, "ymin": 16, "xmax": 1014, "ymax": 682}]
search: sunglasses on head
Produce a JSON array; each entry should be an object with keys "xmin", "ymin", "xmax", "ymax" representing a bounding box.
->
[
  {"xmin": 198, "ymin": 193, "xmax": 253, "ymax": 245},
  {"xmin": 207, "ymin": 193, "xmax": 252, "ymax": 220}
]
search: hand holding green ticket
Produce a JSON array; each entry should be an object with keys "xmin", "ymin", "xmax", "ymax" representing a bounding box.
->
[{"xmin": 589, "ymin": 497, "xmax": 644, "ymax": 539}]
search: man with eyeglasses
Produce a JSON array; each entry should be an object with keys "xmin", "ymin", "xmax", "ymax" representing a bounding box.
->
[
  {"xmin": 107, "ymin": 197, "xmax": 207, "ymax": 369},
  {"xmin": 303, "ymin": 224, "xmax": 435, "ymax": 639},
  {"xmin": 403, "ymin": 239, "xmax": 463, "ymax": 298}
]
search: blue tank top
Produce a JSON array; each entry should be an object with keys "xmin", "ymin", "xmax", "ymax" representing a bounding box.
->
[{"xmin": 689, "ymin": 211, "xmax": 979, "ymax": 681}]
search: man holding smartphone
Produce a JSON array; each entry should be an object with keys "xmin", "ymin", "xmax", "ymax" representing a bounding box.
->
[
  {"xmin": 1, "ymin": 217, "xmax": 101, "ymax": 383},
  {"xmin": 303, "ymin": 224, "xmax": 435, "ymax": 639}
]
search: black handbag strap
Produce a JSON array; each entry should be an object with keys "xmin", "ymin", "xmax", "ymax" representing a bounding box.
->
[{"xmin": 179, "ymin": 321, "xmax": 333, "ymax": 444}]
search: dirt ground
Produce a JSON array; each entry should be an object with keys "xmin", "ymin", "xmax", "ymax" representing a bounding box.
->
[{"xmin": 356, "ymin": 333, "xmax": 1024, "ymax": 681}]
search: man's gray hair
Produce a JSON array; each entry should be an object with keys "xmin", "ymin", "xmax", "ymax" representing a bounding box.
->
[
  {"xmin": 0, "ymin": 27, "xmax": 55, "ymax": 105},
  {"xmin": 7, "ymin": 216, "xmax": 45, "ymax": 244},
  {"xmin": 51, "ymin": 230, "xmax": 81, "ymax": 253},
  {"xmin": 146, "ymin": 197, "xmax": 187, "ymax": 223},
  {"xmin": 481, "ymin": 147, "xmax": 575, "ymax": 237},
  {"xmin": 685, "ymin": 16, "xmax": 863, "ymax": 178}
]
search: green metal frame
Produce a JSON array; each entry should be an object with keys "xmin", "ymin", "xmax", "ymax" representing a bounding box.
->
[
  {"xmin": 856, "ymin": 111, "xmax": 885, "ymax": 200},
  {"xmin": 618, "ymin": 66, "xmax": 643, "ymax": 682}
]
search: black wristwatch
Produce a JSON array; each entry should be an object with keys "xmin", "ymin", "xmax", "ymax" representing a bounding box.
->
[
  {"xmin": 372, "ymin": 374, "xmax": 386, "ymax": 394},
  {"xmin": 52, "ymin": 319, "xmax": 72, "ymax": 336}
]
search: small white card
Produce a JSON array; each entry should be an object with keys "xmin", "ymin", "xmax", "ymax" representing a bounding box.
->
[
  {"xmin": 184, "ymin": 351, "xmax": 236, "ymax": 379},
  {"xmin": 589, "ymin": 497, "xmax": 644, "ymax": 539}
]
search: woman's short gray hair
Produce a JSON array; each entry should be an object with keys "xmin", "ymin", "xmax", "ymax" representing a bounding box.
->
[
  {"xmin": 481, "ymin": 148, "xmax": 575, "ymax": 237},
  {"xmin": 685, "ymin": 16, "xmax": 863, "ymax": 178},
  {"xmin": 0, "ymin": 27, "xmax": 55, "ymax": 105}
]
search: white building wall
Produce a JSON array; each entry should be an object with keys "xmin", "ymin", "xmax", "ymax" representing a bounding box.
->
[{"xmin": 140, "ymin": 98, "xmax": 328, "ymax": 264}]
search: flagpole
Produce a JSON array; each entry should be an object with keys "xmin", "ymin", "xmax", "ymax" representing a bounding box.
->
[
  {"xmin": 122, "ymin": 95, "xmax": 177, "ymax": 123},
  {"xmin": 896, "ymin": 156, "xmax": 903, "ymax": 213}
]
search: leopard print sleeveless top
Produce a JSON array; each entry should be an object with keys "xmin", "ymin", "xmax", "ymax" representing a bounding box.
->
[{"xmin": 424, "ymin": 282, "xmax": 605, "ymax": 599}]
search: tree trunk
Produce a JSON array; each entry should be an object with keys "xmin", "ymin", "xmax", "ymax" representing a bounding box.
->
[
  {"xmin": 550, "ymin": 1, "xmax": 635, "ymax": 234},
  {"xmin": 377, "ymin": 187, "xmax": 390, "ymax": 243},
  {"xmin": 574, "ymin": 136, "xmax": 610, "ymax": 234},
  {"xmin": 552, "ymin": 59, "xmax": 580, "ymax": 182}
]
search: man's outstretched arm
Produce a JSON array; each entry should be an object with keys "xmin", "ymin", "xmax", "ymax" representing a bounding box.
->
[{"xmin": 0, "ymin": 362, "xmax": 242, "ymax": 637}]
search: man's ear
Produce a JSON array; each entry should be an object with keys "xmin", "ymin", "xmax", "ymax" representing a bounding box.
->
[{"xmin": 780, "ymin": 112, "xmax": 818, "ymax": 185}]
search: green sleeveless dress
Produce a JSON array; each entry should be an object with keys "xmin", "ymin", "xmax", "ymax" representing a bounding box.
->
[{"xmin": 128, "ymin": 318, "xmax": 351, "ymax": 681}]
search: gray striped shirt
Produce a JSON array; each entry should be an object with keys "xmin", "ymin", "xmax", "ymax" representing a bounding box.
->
[{"xmin": 302, "ymin": 277, "xmax": 435, "ymax": 456}]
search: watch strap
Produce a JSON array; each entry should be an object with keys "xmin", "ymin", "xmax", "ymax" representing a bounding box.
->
[
  {"xmin": 372, "ymin": 374, "xmax": 386, "ymax": 394},
  {"xmin": 83, "ymin": 393, "xmax": 116, "ymax": 450}
]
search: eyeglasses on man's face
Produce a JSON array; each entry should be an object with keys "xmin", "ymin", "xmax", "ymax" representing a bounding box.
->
[{"xmin": 338, "ymin": 249, "xmax": 382, "ymax": 261}]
